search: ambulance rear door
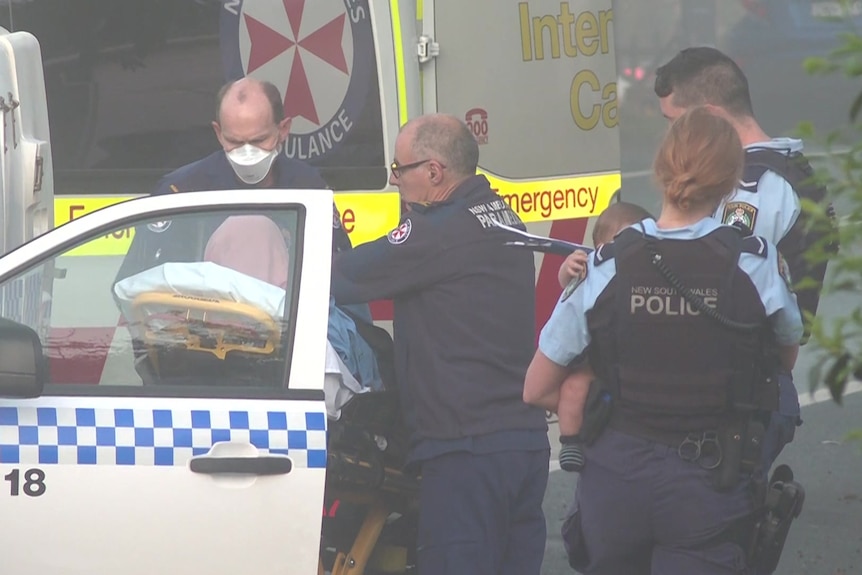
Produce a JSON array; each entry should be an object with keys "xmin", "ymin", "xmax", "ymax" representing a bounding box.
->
[
  {"xmin": 419, "ymin": 1, "xmax": 621, "ymax": 215},
  {"xmin": 0, "ymin": 189, "xmax": 332, "ymax": 575},
  {"xmin": 417, "ymin": 0, "xmax": 622, "ymax": 328},
  {"xmin": 0, "ymin": 26, "xmax": 54, "ymax": 341}
]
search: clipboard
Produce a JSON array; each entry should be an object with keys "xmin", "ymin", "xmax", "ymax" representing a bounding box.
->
[{"xmin": 494, "ymin": 222, "xmax": 593, "ymax": 257}]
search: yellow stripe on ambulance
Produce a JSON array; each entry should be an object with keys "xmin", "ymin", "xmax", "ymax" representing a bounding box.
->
[
  {"xmin": 484, "ymin": 171, "xmax": 619, "ymax": 223},
  {"xmin": 54, "ymin": 193, "xmax": 403, "ymax": 256},
  {"xmin": 55, "ymin": 197, "xmax": 137, "ymax": 256},
  {"xmin": 54, "ymin": 193, "xmax": 407, "ymax": 256},
  {"xmin": 53, "ymin": 171, "xmax": 618, "ymax": 257}
]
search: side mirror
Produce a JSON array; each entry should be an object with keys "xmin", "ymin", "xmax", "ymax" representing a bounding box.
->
[{"xmin": 0, "ymin": 318, "xmax": 46, "ymax": 398}]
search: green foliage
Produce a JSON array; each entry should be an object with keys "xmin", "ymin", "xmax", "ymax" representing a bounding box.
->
[{"xmin": 798, "ymin": 10, "xmax": 862, "ymax": 404}]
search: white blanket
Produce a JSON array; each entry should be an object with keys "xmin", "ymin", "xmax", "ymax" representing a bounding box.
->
[
  {"xmin": 324, "ymin": 340, "xmax": 369, "ymax": 420},
  {"xmin": 115, "ymin": 262, "xmax": 368, "ymax": 419},
  {"xmin": 114, "ymin": 261, "xmax": 287, "ymax": 320}
]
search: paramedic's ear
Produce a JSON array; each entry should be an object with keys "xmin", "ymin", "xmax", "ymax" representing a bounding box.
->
[
  {"xmin": 428, "ymin": 160, "xmax": 444, "ymax": 185},
  {"xmin": 212, "ymin": 120, "xmax": 225, "ymax": 147},
  {"xmin": 278, "ymin": 116, "xmax": 293, "ymax": 143}
]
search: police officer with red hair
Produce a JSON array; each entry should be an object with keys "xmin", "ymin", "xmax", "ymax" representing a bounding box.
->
[{"xmin": 526, "ymin": 107, "xmax": 803, "ymax": 574}]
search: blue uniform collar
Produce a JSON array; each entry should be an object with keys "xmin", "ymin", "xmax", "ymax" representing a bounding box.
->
[
  {"xmin": 635, "ymin": 216, "xmax": 724, "ymax": 240},
  {"xmin": 405, "ymin": 174, "xmax": 491, "ymax": 214},
  {"xmin": 745, "ymin": 137, "xmax": 804, "ymax": 155}
]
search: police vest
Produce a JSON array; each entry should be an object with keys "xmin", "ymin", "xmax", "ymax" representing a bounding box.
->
[{"xmin": 590, "ymin": 225, "xmax": 779, "ymax": 437}]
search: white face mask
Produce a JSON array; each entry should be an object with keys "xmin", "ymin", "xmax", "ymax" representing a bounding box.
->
[{"xmin": 225, "ymin": 143, "xmax": 280, "ymax": 185}]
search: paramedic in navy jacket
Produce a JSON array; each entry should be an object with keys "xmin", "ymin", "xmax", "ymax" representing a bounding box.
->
[
  {"xmin": 331, "ymin": 114, "xmax": 550, "ymax": 575},
  {"xmin": 114, "ymin": 77, "xmax": 351, "ymax": 284}
]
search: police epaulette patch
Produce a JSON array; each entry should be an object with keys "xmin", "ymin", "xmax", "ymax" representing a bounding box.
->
[
  {"xmin": 593, "ymin": 243, "xmax": 615, "ymax": 265},
  {"xmin": 740, "ymin": 163, "xmax": 769, "ymax": 192},
  {"xmin": 723, "ymin": 201, "xmax": 758, "ymax": 231},
  {"xmin": 741, "ymin": 235, "xmax": 768, "ymax": 258}
]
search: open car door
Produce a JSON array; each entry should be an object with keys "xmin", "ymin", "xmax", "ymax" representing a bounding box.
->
[{"xmin": 0, "ymin": 189, "xmax": 332, "ymax": 575}]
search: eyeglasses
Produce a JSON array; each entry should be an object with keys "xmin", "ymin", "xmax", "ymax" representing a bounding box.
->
[{"xmin": 390, "ymin": 158, "xmax": 431, "ymax": 178}]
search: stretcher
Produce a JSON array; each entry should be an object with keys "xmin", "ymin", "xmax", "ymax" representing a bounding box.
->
[{"xmin": 114, "ymin": 262, "xmax": 420, "ymax": 574}]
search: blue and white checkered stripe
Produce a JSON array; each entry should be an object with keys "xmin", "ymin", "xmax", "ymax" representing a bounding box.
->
[{"xmin": 0, "ymin": 406, "xmax": 327, "ymax": 468}]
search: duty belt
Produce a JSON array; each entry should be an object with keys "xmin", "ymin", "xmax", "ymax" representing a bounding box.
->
[{"xmin": 608, "ymin": 421, "xmax": 723, "ymax": 469}]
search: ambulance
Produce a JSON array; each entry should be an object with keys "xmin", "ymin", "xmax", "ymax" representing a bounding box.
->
[{"xmin": 0, "ymin": 1, "xmax": 620, "ymax": 573}]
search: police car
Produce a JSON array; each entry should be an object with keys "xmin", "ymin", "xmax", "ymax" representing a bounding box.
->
[
  {"xmin": 0, "ymin": 31, "xmax": 408, "ymax": 564},
  {"xmin": 0, "ymin": 184, "xmax": 420, "ymax": 574},
  {"xmin": 0, "ymin": 189, "xmax": 339, "ymax": 574}
]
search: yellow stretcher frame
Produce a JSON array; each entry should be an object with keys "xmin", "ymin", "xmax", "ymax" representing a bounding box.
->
[
  {"xmin": 321, "ymin": 480, "xmax": 419, "ymax": 575},
  {"xmin": 130, "ymin": 292, "xmax": 282, "ymax": 361}
]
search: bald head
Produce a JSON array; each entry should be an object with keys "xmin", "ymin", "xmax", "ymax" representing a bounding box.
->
[
  {"xmin": 404, "ymin": 113, "xmax": 479, "ymax": 178},
  {"xmin": 211, "ymin": 77, "xmax": 292, "ymax": 186},
  {"xmin": 215, "ymin": 77, "xmax": 284, "ymax": 125}
]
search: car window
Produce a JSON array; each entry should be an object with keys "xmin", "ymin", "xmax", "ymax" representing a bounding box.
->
[{"xmin": 0, "ymin": 206, "xmax": 303, "ymax": 397}]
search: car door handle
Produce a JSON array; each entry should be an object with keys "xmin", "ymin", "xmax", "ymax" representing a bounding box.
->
[{"xmin": 189, "ymin": 456, "xmax": 293, "ymax": 476}]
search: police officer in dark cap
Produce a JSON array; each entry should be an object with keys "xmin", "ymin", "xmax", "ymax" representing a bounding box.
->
[
  {"xmin": 114, "ymin": 76, "xmax": 351, "ymax": 284},
  {"xmin": 526, "ymin": 107, "xmax": 804, "ymax": 574},
  {"xmin": 330, "ymin": 113, "xmax": 550, "ymax": 574}
]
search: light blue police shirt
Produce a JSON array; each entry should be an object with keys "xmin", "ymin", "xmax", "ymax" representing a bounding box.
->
[
  {"xmin": 714, "ymin": 138, "xmax": 804, "ymax": 245},
  {"xmin": 714, "ymin": 137, "xmax": 807, "ymax": 417},
  {"xmin": 538, "ymin": 217, "xmax": 804, "ymax": 368}
]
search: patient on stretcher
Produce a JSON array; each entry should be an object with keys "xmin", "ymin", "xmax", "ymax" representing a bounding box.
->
[{"xmin": 113, "ymin": 214, "xmax": 383, "ymax": 416}]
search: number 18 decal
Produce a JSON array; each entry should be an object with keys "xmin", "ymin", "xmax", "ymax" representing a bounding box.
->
[{"xmin": 4, "ymin": 468, "xmax": 47, "ymax": 497}]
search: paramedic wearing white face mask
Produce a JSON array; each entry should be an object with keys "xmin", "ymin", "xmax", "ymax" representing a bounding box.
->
[
  {"xmin": 114, "ymin": 77, "xmax": 354, "ymax": 286},
  {"xmin": 213, "ymin": 79, "xmax": 292, "ymax": 186}
]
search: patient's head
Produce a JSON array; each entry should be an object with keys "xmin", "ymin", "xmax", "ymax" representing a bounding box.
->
[
  {"xmin": 204, "ymin": 215, "xmax": 289, "ymax": 289},
  {"xmin": 592, "ymin": 201, "xmax": 653, "ymax": 246}
]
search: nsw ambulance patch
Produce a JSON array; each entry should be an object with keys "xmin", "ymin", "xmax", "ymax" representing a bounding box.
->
[
  {"xmin": 723, "ymin": 202, "xmax": 758, "ymax": 232},
  {"xmin": 388, "ymin": 219, "xmax": 412, "ymax": 245}
]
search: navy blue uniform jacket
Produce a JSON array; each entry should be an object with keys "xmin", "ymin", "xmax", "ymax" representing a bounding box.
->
[
  {"xmin": 114, "ymin": 150, "xmax": 351, "ymax": 284},
  {"xmin": 330, "ymin": 175, "xmax": 547, "ymax": 447}
]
